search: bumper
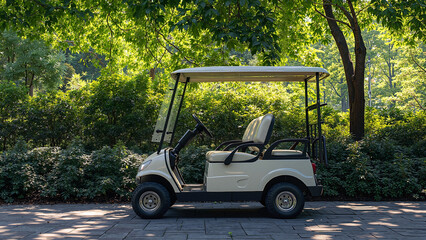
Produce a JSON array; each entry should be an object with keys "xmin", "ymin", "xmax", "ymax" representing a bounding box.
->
[{"xmin": 308, "ymin": 185, "xmax": 323, "ymax": 196}]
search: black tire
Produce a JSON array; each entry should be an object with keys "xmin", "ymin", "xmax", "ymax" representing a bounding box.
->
[
  {"xmin": 265, "ymin": 183, "xmax": 305, "ymax": 218},
  {"xmin": 132, "ymin": 182, "xmax": 171, "ymax": 219}
]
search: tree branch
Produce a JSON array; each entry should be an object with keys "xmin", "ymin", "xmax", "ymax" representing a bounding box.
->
[
  {"xmin": 314, "ymin": 4, "xmax": 352, "ymax": 30},
  {"xmin": 108, "ymin": 14, "xmax": 136, "ymax": 32},
  {"xmin": 106, "ymin": 13, "xmax": 114, "ymax": 60},
  {"xmin": 347, "ymin": 1, "xmax": 359, "ymax": 30},
  {"xmin": 380, "ymin": 66, "xmax": 389, "ymax": 79},
  {"xmin": 88, "ymin": 50, "xmax": 107, "ymax": 68},
  {"xmin": 146, "ymin": 42, "xmax": 163, "ymax": 65},
  {"xmin": 154, "ymin": 28, "xmax": 199, "ymax": 66},
  {"xmin": 144, "ymin": 34, "xmax": 168, "ymax": 69},
  {"xmin": 411, "ymin": 55, "xmax": 426, "ymax": 73},
  {"xmin": 356, "ymin": 2, "xmax": 373, "ymax": 15},
  {"xmin": 412, "ymin": 94, "xmax": 425, "ymax": 110},
  {"xmin": 323, "ymin": 0, "xmax": 355, "ymax": 27},
  {"xmin": 329, "ymin": 79, "xmax": 342, "ymax": 97}
]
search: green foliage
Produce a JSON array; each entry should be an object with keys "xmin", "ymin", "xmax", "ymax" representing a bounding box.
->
[
  {"xmin": 0, "ymin": 81, "xmax": 28, "ymax": 150},
  {"xmin": 317, "ymin": 109, "xmax": 426, "ymax": 200},
  {"xmin": 176, "ymin": 82, "xmax": 304, "ymax": 146},
  {"xmin": 178, "ymin": 145, "xmax": 211, "ymax": 184},
  {"xmin": 369, "ymin": 0, "xmax": 426, "ymax": 43},
  {"xmin": 0, "ymin": 30, "xmax": 67, "ymax": 96},
  {"xmin": 83, "ymin": 73, "xmax": 158, "ymax": 149},
  {"xmin": 318, "ymin": 142, "xmax": 426, "ymax": 200},
  {"xmin": 25, "ymin": 91, "xmax": 82, "ymax": 148},
  {"xmin": 0, "ymin": 140, "xmax": 144, "ymax": 203},
  {"xmin": 65, "ymin": 51, "xmax": 103, "ymax": 82},
  {"xmin": 0, "ymin": 140, "xmax": 35, "ymax": 202}
]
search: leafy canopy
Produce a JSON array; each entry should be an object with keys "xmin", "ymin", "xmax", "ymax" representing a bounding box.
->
[{"xmin": 0, "ymin": 0, "xmax": 280, "ymax": 73}]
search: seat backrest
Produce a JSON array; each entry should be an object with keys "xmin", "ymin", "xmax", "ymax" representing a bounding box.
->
[{"xmin": 242, "ymin": 114, "xmax": 275, "ymax": 151}]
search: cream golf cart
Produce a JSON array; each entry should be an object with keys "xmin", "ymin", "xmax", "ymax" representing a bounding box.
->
[{"xmin": 132, "ymin": 66, "xmax": 329, "ymax": 219}]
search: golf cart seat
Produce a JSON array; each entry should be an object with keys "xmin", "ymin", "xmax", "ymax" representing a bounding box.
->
[{"xmin": 206, "ymin": 114, "xmax": 275, "ymax": 164}]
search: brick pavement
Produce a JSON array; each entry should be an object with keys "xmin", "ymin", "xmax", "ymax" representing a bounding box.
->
[{"xmin": 0, "ymin": 201, "xmax": 425, "ymax": 239}]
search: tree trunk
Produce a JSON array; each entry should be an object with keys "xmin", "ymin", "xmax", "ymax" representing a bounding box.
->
[
  {"xmin": 341, "ymin": 78, "xmax": 348, "ymax": 112},
  {"xmin": 150, "ymin": 68, "xmax": 156, "ymax": 80},
  {"xmin": 28, "ymin": 73, "xmax": 35, "ymax": 97},
  {"xmin": 323, "ymin": 1, "xmax": 365, "ymax": 140}
]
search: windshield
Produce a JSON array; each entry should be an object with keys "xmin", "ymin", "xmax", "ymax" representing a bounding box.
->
[{"xmin": 152, "ymin": 78, "xmax": 185, "ymax": 145}]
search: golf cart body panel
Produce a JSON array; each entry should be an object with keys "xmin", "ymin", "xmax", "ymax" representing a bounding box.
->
[
  {"xmin": 135, "ymin": 150, "xmax": 181, "ymax": 192},
  {"xmin": 136, "ymin": 148, "xmax": 319, "ymax": 193},
  {"xmin": 132, "ymin": 66, "xmax": 328, "ymax": 219},
  {"xmin": 205, "ymin": 159, "xmax": 316, "ymax": 192}
]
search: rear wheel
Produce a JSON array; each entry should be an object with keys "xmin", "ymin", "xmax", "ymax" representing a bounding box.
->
[
  {"xmin": 132, "ymin": 182, "xmax": 171, "ymax": 219},
  {"xmin": 265, "ymin": 183, "xmax": 304, "ymax": 218}
]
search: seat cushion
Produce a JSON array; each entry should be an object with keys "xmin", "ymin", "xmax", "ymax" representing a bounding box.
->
[
  {"xmin": 241, "ymin": 114, "xmax": 274, "ymax": 152},
  {"xmin": 242, "ymin": 114, "xmax": 274, "ymax": 144},
  {"xmin": 271, "ymin": 149, "xmax": 302, "ymax": 156},
  {"xmin": 206, "ymin": 151, "xmax": 256, "ymax": 162}
]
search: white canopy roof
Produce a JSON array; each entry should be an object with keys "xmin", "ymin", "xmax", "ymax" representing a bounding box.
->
[{"xmin": 171, "ymin": 66, "xmax": 329, "ymax": 82}]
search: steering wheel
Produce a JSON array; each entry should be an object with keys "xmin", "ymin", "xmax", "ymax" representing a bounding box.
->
[{"xmin": 192, "ymin": 114, "xmax": 213, "ymax": 138}]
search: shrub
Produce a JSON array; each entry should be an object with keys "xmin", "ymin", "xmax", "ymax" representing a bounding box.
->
[
  {"xmin": 25, "ymin": 91, "xmax": 82, "ymax": 148},
  {"xmin": 84, "ymin": 144, "xmax": 142, "ymax": 199},
  {"xmin": 317, "ymin": 139, "xmax": 426, "ymax": 200},
  {"xmin": 0, "ymin": 140, "xmax": 145, "ymax": 203},
  {"xmin": 83, "ymin": 73, "xmax": 157, "ymax": 149},
  {"xmin": 0, "ymin": 82, "xmax": 28, "ymax": 151},
  {"xmin": 47, "ymin": 140, "xmax": 90, "ymax": 200},
  {"xmin": 0, "ymin": 140, "xmax": 36, "ymax": 202},
  {"xmin": 178, "ymin": 145, "xmax": 211, "ymax": 183}
]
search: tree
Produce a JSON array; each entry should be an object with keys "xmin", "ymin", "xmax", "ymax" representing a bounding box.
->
[
  {"xmin": 275, "ymin": 0, "xmax": 425, "ymax": 140},
  {"xmin": 394, "ymin": 44, "xmax": 426, "ymax": 111},
  {"xmin": 0, "ymin": 30, "xmax": 67, "ymax": 96}
]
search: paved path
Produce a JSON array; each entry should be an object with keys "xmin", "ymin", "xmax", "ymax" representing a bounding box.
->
[{"xmin": 0, "ymin": 201, "xmax": 425, "ymax": 239}]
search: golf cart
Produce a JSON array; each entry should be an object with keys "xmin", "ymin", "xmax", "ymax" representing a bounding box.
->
[{"xmin": 132, "ymin": 66, "xmax": 329, "ymax": 219}]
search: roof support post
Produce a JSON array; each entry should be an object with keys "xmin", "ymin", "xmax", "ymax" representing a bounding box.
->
[
  {"xmin": 316, "ymin": 72, "xmax": 323, "ymax": 163},
  {"xmin": 304, "ymin": 78, "xmax": 310, "ymax": 156}
]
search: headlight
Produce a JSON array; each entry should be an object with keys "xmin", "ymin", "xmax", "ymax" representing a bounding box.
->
[{"xmin": 139, "ymin": 160, "xmax": 152, "ymax": 171}]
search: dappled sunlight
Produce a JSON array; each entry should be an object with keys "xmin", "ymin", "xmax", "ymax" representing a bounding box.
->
[
  {"xmin": 0, "ymin": 202, "xmax": 424, "ymax": 239},
  {"xmin": 368, "ymin": 221, "xmax": 399, "ymax": 227},
  {"xmin": 401, "ymin": 208, "xmax": 426, "ymax": 214},
  {"xmin": 340, "ymin": 222, "xmax": 361, "ymax": 227},
  {"xmin": 395, "ymin": 202, "xmax": 422, "ymax": 208},
  {"xmin": 311, "ymin": 234, "xmax": 335, "ymax": 240}
]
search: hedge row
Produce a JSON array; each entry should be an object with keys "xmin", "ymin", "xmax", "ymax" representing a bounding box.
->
[
  {"xmin": 1, "ymin": 137, "xmax": 424, "ymax": 203},
  {"xmin": 0, "ymin": 140, "xmax": 144, "ymax": 203}
]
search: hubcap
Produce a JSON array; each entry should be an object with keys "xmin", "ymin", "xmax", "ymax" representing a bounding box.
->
[
  {"xmin": 139, "ymin": 191, "xmax": 161, "ymax": 212},
  {"xmin": 275, "ymin": 191, "xmax": 297, "ymax": 212}
]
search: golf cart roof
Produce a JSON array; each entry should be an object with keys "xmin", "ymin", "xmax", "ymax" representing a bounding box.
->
[{"xmin": 171, "ymin": 66, "xmax": 329, "ymax": 83}]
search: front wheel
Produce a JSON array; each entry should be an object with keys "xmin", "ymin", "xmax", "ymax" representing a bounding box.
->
[
  {"xmin": 265, "ymin": 183, "xmax": 304, "ymax": 218},
  {"xmin": 132, "ymin": 182, "xmax": 171, "ymax": 219}
]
